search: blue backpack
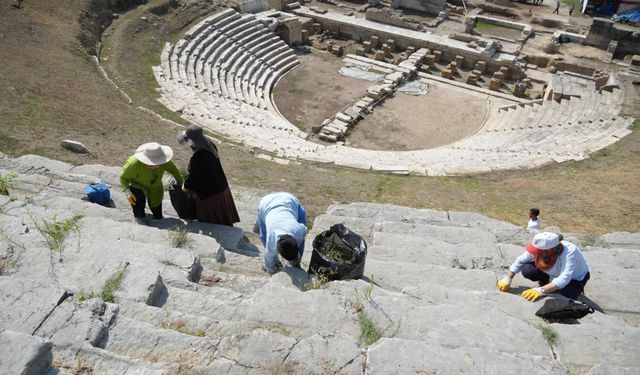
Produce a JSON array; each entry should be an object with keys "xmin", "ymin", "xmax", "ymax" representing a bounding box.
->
[{"xmin": 84, "ymin": 181, "xmax": 111, "ymax": 206}]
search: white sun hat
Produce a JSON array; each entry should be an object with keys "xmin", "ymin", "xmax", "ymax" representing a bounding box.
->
[{"xmin": 134, "ymin": 142, "xmax": 174, "ymax": 166}]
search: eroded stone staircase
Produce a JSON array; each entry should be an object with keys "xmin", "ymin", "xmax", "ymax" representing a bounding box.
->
[{"xmin": 1, "ymin": 152, "xmax": 639, "ymax": 374}]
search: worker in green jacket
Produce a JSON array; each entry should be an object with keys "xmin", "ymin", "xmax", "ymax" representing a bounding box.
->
[{"xmin": 119, "ymin": 142, "xmax": 183, "ymax": 224}]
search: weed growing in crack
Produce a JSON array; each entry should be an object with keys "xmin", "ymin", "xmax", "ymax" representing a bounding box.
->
[
  {"xmin": 31, "ymin": 213, "xmax": 82, "ymax": 256},
  {"xmin": 0, "ymin": 224, "xmax": 25, "ymax": 275},
  {"xmin": 364, "ymin": 275, "xmax": 375, "ymax": 301},
  {"xmin": 353, "ymin": 288, "xmax": 363, "ymax": 313},
  {"xmin": 358, "ymin": 313, "xmax": 382, "ymax": 347},
  {"xmin": 161, "ymin": 318, "xmax": 205, "ymax": 337},
  {"xmin": 539, "ymin": 324, "xmax": 558, "ymax": 346},
  {"xmin": 100, "ymin": 267, "xmax": 128, "ymax": 303},
  {"xmin": 0, "ymin": 172, "xmax": 16, "ymax": 195},
  {"xmin": 303, "ymin": 273, "xmax": 329, "ymax": 291},
  {"xmin": 169, "ymin": 225, "xmax": 189, "ymax": 248},
  {"xmin": 256, "ymin": 322, "xmax": 290, "ymax": 336}
]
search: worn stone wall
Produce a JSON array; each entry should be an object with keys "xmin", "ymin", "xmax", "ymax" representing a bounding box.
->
[
  {"xmin": 390, "ymin": 0, "xmax": 445, "ymax": 15},
  {"xmin": 365, "ymin": 8, "xmax": 422, "ymax": 31},
  {"xmin": 584, "ymin": 18, "xmax": 636, "ymax": 51},
  {"xmin": 616, "ymin": 33, "xmax": 640, "ymax": 56}
]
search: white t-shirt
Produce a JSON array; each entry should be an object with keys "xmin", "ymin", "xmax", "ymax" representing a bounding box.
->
[{"xmin": 527, "ymin": 218, "xmax": 541, "ymax": 229}]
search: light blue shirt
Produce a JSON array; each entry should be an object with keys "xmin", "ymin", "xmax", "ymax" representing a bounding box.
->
[
  {"xmin": 257, "ymin": 192, "xmax": 307, "ymax": 275},
  {"xmin": 510, "ymin": 241, "xmax": 590, "ymax": 289}
]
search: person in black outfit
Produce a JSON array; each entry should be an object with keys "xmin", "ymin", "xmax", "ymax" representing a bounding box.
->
[{"xmin": 176, "ymin": 124, "xmax": 240, "ymax": 226}]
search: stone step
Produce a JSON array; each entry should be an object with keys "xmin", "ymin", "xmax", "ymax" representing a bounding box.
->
[
  {"xmin": 368, "ymin": 338, "xmax": 565, "ymax": 374},
  {"xmin": 52, "ymin": 344, "xmax": 179, "ymax": 374},
  {"xmin": 104, "ymin": 315, "xmax": 217, "ymax": 366}
]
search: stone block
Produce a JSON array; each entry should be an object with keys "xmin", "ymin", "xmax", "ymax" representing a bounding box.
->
[
  {"xmin": 331, "ymin": 44, "xmax": 343, "ymax": 56},
  {"xmin": 335, "ymin": 113, "xmax": 352, "ymax": 123},
  {"xmin": 467, "ymin": 41, "xmax": 478, "ymax": 49},
  {"xmin": 433, "ymin": 50, "xmax": 442, "ymax": 62},
  {"xmin": 407, "ymin": 46, "xmax": 416, "ymax": 53},
  {"xmin": 310, "ymin": 6, "xmax": 328, "ymax": 14},
  {"xmin": 363, "ymin": 40, "xmax": 373, "ymax": 53},
  {"xmin": 370, "ymin": 35, "xmax": 380, "ymax": 48},
  {"xmin": 425, "ymin": 54, "xmax": 436, "ymax": 65},
  {"xmin": 375, "ymin": 50, "xmax": 386, "ymax": 61},
  {"xmin": 493, "ymin": 71, "xmax": 505, "ymax": 80},
  {"xmin": 382, "ymin": 43, "xmax": 391, "ymax": 54},
  {"xmin": 313, "ymin": 23, "xmax": 323, "ymax": 33},
  {"xmin": 466, "ymin": 75, "xmax": 477, "ymax": 85},
  {"xmin": 474, "ymin": 60, "xmax": 486, "ymax": 73},
  {"xmin": 441, "ymin": 69, "xmax": 453, "ymax": 79},
  {"xmin": 448, "ymin": 61, "xmax": 458, "ymax": 72},
  {"xmin": 355, "ymin": 47, "xmax": 365, "ymax": 56},
  {"xmin": 61, "ymin": 140, "xmax": 89, "ymax": 154},
  {"xmin": 489, "ymin": 78, "xmax": 502, "ymax": 91},
  {"xmin": 631, "ymin": 55, "xmax": 640, "ymax": 67},
  {"xmin": 0, "ymin": 330, "xmax": 53, "ymax": 375},
  {"xmin": 455, "ymin": 55, "xmax": 464, "ymax": 67},
  {"xmin": 386, "ymin": 39, "xmax": 396, "ymax": 51},
  {"xmin": 301, "ymin": 29, "xmax": 309, "ymax": 43},
  {"xmin": 471, "ymin": 69, "xmax": 482, "ymax": 78}
]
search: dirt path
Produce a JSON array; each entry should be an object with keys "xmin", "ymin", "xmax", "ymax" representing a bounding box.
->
[{"xmin": 348, "ymin": 85, "xmax": 487, "ymax": 150}]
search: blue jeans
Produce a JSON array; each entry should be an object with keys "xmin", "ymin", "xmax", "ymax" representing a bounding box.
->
[{"xmin": 521, "ymin": 262, "xmax": 590, "ymax": 300}]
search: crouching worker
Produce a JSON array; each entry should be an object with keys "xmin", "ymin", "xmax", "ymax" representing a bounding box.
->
[
  {"xmin": 497, "ymin": 232, "xmax": 590, "ymax": 301},
  {"xmin": 120, "ymin": 142, "xmax": 183, "ymax": 224},
  {"xmin": 256, "ymin": 192, "xmax": 307, "ymax": 275}
]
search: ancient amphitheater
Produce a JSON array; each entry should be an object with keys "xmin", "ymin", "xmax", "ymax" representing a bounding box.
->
[
  {"xmin": 152, "ymin": 6, "xmax": 636, "ymax": 175},
  {"xmin": 2, "ymin": 0, "xmax": 640, "ymax": 374}
]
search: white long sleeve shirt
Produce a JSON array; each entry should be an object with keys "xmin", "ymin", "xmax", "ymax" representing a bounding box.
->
[
  {"xmin": 257, "ymin": 192, "xmax": 307, "ymax": 275},
  {"xmin": 527, "ymin": 218, "xmax": 541, "ymax": 229},
  {"xmin": 509, "ymin": 241, "xmax": 590, "ymax": 289}
]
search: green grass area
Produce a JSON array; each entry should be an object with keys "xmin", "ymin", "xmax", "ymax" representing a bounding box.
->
[{"xmin": 475, "ymin": 20, "xmax": 502, "ymax": 30}]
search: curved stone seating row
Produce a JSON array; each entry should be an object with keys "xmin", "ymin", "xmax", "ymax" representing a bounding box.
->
[
  {"xmin": 153, "ymin": 8, "xmax": 303, "ymax": 138},
  {"xmin": 154, "ymin": 9, "xmax": 634, "ymax": 175},
  {"xmin": 451, "ymin": 89, "xmax": 630, "ymax": 160}
]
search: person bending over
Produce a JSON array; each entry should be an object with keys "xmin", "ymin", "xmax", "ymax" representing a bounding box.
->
[
  {"xmin": 119, "ymin": 142, "xmax": 183, "ymax": 224},
  {"xmin": 256, "ymin": 192, "xmax": 307, "ymax": 275},
  {"xmin": 497, "ymin": 232, "xmax": 590, "ymax": 301}
]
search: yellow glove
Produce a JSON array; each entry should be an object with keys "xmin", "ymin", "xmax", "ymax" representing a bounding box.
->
[
  {"xmin": 497, "ymin": 277, "xmax": 512, "ymax": 292},
  {"xmin": 126, "ymin": 190, "xmax": 137, "ymax": 205},
  {"xmin": 522, "ymin": 287, "xmax": 545, "ymax": 302}
]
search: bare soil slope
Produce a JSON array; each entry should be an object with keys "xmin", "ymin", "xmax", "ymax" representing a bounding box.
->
[{"xmin": 1, "ymin": 0, "xmax": 639, "ymax": 235}]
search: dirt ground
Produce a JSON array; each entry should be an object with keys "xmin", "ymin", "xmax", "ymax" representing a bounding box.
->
[
  {"xmin": 273, "ymin": 51, "xmax": 373, "ymax": 131},
  {"xmin": 348, "ymin": 85, "xmax": 486, "ymax": 150}
]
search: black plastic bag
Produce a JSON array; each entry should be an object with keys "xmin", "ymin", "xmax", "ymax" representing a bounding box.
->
[
  {"xmin": 308, "ymin": 224, "xmax": 367, "ymax": 281},
  {"xmin": 535, "ymin": 298, "xmax": 595, "ymax": 321},
  {"xmin": 168, "ymin": 182, "xmax": 197, "ymax": 220}
]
